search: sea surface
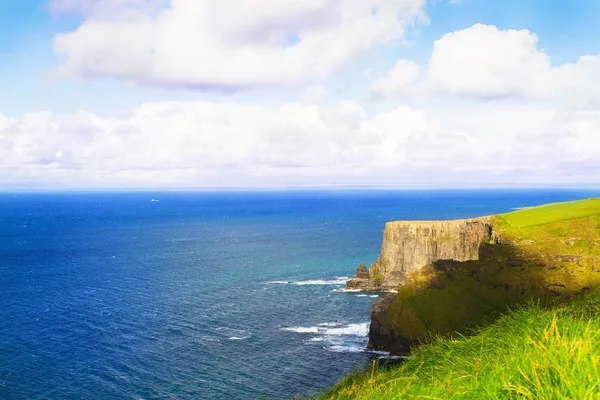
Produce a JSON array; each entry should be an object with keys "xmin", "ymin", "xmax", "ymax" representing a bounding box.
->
[{"xmin": 1, "ymin": 189, "xmax": 598, "ymax": 399}]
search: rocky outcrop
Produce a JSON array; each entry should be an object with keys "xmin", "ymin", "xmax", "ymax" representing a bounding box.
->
[
  {"xmin": 346, "ymin": 263, "xmax": 370, "ymax": 289},
  {"xmin": 355, "ymin": 263, "xmax": 369, "ymax": 279}
]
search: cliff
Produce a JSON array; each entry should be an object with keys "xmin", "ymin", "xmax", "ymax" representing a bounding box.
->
[
  {"xmin": 347, "ymin": 217, "xmax": 495, "ymax": 289},
  {"xmin": 352, "ymin": 198, "xmax": 600, "ymax": 355},
  {"xmin": 373, "ymin": 218, "xmax": 494, "ymax": 287}
]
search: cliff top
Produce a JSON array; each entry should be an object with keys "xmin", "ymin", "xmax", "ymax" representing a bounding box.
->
[
  {"xmin": 384, "ymin": 217, "xmax": 490, "ymax": 225},
  {"xmin": 499, "ymin": 197, "xmax": 600, "ymax": 227}
]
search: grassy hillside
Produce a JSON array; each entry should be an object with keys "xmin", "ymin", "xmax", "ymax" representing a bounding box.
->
[
  {"xmin": 319, "ymin": 288, "xmax": 600, "ymax": 399},
  {"xmin": 501, "ymin": 198, "xmax": 600, "ymax": 228}
]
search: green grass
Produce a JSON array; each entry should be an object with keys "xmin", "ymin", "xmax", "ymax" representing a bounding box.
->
[
  {"xmin": 318, "ymin": 288, "xmax": 600, "ymax": 400},
  {"xmin": 501, "ymin": 198, "xmax": 600, "ymax": 228}
]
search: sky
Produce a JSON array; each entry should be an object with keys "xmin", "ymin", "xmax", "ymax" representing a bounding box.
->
[{"xmin": 1, "ymin": 0, "xmax": 600, "ymax": 190}]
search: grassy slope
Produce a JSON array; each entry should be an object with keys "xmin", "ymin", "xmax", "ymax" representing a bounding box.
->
[
  {"xmin": 502, "ymin": 198, "xmax": 600, "ymax": 228},
  {"xmin": 320, "ymin": 289, "xmax": 600, "ymax": 399},
  {"xmin": 319, "ymin": 198, "xmax": 600, "ymax": 399}
]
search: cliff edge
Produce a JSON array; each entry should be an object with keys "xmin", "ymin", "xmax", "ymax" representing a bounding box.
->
[{"xmin": 351, "ymin": 198, "xmax": 600, "ymax": 355}]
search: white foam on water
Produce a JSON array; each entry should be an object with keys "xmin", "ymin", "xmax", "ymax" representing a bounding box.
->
[
  {"xmin": 282, "ymin": 322, "xmax": 368, "ymax": 336},
  {"xmin": 356, "ymin": 294, "xmax": 368, "ymax": 297},
  {"xmin": 316, "ymin": 322, "xmax": 342, "ymax": 327},
  {"xmin": 282, "ymin": 322, "xmax": 373, "ymax": 353},
  {"xmin": 328, "ymin": 345, "xmax": 365, "ymax": 353},
  {"xmin": 324, "ymin": 323, "xmax": 369, "ymax": 336},
  {"xmin": 229, "ymin": 336, "xmax": 248, "ymax": 341},
  {"xmin": 370, "ymin": 295, "xmax": 380, "ymax": 298},
  {"xmin": 292, "ymin": 277, "xmax": 349, "ymax": 286},
  {"xmin": 281, "ymin": 326, "xmax": 321, "ymax": 334}
]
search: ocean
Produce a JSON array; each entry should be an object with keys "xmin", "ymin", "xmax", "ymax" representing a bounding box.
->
[{"xmin": 1, "ymin": 189, "xmax": 598, "ymax": 399}]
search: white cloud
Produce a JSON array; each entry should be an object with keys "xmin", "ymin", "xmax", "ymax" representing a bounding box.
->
[
  {"xmin": 368, "ymin": 59, "xmax": 421, "ymax": 99},
  {"xmin": 300, "ymin": 85, "xmax": 329, "ymax": 105},
  {"xmin": 427, "ymin": 24, "xmax": 553, "ymax": 99},
  {"xmin": 553, "ymin": 55, "xmax": 600, "ymax": 109},
  {"xmin": 370, "ymin": 24, "xmax": 600, "ymax": 106},
  {"xmin": 51, "ymin": 0, "xmax": 427, "ymax": 89},
  {"xmin": 1, "ymin": 100, "xmax": 599, "ymax": 189}
]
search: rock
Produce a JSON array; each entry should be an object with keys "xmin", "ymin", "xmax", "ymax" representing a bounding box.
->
[
  {"xmin": 367, "ymin": 293, "xmax": 414, "ymax": 355},
  {"xmin": 356, "ymin": 263, "xmax": 369, "ymax": 279},
  {"xmin": 346, "ymin": 278, "xmax": 369, "ymax": 289},
  {"xmin": 370, "ymin": 218, "xmax": 494, "ymax": 288}
]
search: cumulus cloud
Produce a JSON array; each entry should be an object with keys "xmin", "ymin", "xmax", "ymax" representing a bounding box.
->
[
  {"xmin": 368, "ymin": 60, "xmax": 421, "ymax": 99},
  {"xmin": 51, "ymin": 0, "xmax": 427, "ymax": 90},
  {"xmin": 370, "ymin": 24, "xmax": 600, "ymax": 106},
  {"xmin": 1, "ymin": 100, "xmax": 599, "ymax": 189},
  {"xmin": 427, "ymin": 24, "xmax": 553, "ymax": 99}
]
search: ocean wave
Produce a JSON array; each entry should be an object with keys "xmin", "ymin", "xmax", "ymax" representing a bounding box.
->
[
  {"xmin": 325, "ymin": 323, "xmax": 369, "ymax": 336},
  {"xmin": 281, "ymin": 326, "xmax": 321, "ymax": 334},
  {"xmin": 229, "ymin": 336, "xmax": 249, "ymax": 341},
  {"xmin": 316, "ymin": 322, "xmax": 342, "ymax": 327},
  {"xmin": 281, "ymin": 322, "xmax": 368, "ymax": 337},
  {"xmin": 282, "ymin": 322, "xmax": 372, "ymax": 353},
  {"xmin": 291, "ymin": 277, "xmax": 349, "ymax": 286},
  {"xmin": 264, "ymin": 277, "xmax": 349, "ymax": 286},
  {"xmin": 328, "ymin": 345, "xmax": 365, "ymax": 353}
]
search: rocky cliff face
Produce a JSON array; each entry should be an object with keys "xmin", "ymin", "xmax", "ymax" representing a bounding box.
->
[{"xmin": 347, "ymin": 218, "xmax": 494, "ymax": 290}]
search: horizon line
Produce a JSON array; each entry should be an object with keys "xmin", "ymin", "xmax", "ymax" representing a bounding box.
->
[{"xmin": 1, "ymin": 185, "xmax": 600, "ymax": 194}]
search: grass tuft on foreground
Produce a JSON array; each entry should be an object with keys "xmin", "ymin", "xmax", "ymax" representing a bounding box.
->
[{"xmin": 319, "ymin": 281, "xmax": 600, "ymax": 399}]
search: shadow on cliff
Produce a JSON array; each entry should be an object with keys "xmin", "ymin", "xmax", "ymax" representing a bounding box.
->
[{"xmin": 369, "ymin": 241, "xmax": 600, "ymax": 355}]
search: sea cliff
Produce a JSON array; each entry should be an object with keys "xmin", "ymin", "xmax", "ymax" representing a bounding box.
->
[
  {"xmin": 347, "ymin": 218, "xmax": 495, "ymax": 289},
  {"xmin": 347, "ymin": 198, "xmax": 600, "ymax": 355}
]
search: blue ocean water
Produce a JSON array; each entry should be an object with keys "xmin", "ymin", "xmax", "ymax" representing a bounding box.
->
[{"xmin": 1, "ymin": 189, "xmax": 599, "ymax": 399}]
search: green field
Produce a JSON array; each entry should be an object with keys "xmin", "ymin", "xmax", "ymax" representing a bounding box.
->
[
  {"xmin": 500, "ymin": 198, "xmax": 600, "ymax": 228},
  {"xmin": 319, "ymin": 288, "xmax": 600, "ymax": 399}
]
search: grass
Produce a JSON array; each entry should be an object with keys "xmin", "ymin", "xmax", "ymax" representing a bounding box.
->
[
  {"xmin": 318, "ymin": 288, "xmax": 600, "ymax": 399},
  {"xmin": 501, "ymin": 198, "xmax": 600, "ymax": 228}
]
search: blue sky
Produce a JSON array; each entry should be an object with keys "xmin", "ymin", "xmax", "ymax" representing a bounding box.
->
[{"xmin": 1, "ymin": 0, "xmax": 600, "ymax": 189}]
